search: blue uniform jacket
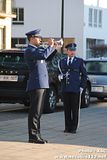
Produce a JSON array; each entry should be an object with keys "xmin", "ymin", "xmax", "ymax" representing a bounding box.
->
[
  {"xmin": 59, "ymin": 56, "xmax": 87, "ymax": 93},
  {"xmin": 24, "ymin": 44, "xmax": 56, "ymax": 91}
]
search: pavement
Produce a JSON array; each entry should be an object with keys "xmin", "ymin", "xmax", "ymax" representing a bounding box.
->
[{"xmin": 0, "ymin": 100, "xmax": 107, "ymax": 160}]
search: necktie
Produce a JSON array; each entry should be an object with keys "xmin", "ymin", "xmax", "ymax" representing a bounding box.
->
[{"xmin": 68, "ymin": 57, "xmax": 71, "ymax": 66}]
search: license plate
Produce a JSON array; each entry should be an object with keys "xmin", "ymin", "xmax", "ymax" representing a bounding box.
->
[
  {"xmin": 0, "ymin": 75, "xmax": 18, "ymax": 82},
  {"xmin": 104, "ymin": 87, "xmax": 107, "ymax": 92},
  {"xmin": 91, "ymin": 87, "xmax": 103, "ymax": 92}
]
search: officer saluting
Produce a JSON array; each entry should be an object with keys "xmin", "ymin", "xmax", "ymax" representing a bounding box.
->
[
  {"xmin": 58, "ymin": 43, "xmax": 87, "ymax": 133},
  {"xmin": 24, "ymin": 29, "xmax": 57, "ymax": 144}
]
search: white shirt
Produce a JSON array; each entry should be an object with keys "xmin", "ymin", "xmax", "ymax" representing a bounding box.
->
[{"xmin": 67, "ymin": 56, "xmax": 74, "ymax": 65}]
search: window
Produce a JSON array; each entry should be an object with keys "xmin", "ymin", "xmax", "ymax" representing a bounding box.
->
[
  {"xmin": 12, "ymin": 8, "xmax": 24, "ymax": 24},
  {"xmin": 0, "ymin": 0, "xmax": 6, "ymax": 13},
  {"xmin": 0, "ymin": 53, "xmax": 25, "ymax": 64},
  {"xmin": 96, "ymin": 39, "xmax": 104, "ymax": 45},
  {"xmin": 94, "ymin": 9, "xmax": 97, "ymax": 27},
  {"xmin": 11, "ymin": 38, "xmax": 26, "ymax": 48},
  {"xmin": 88, "ymin": 8, "xmax": 102, "ymax": 28},
  {"xmin": 86, "ymin": 38, "xmax": 105, "ymax": 58},
  {"xmin": 98, "ymin": 10, "xmax": 102, "ymax": 28},
  {"xmin": 89, "ymin": 8, "xmax": 93, "ymax": 27},
  {"xmin": 86, "ymin": 39, "xmax": 104, "ymax": 49},
  {"xmin": 86, "ymin": 61, "xmax": 107, "ymax": 74},
  {"xmin": 86, "ymin": 39, "xmax": 96, "ymax": 51}
]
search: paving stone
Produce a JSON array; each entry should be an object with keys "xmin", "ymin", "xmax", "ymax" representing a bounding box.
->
[{"xmin": 0, "ymin": 100, "xmax": 107, "ymax": 160}]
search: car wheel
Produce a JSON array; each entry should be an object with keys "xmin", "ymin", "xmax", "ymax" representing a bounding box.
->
[
  {"xmin": 44, "ymin": 86, "xmax": 57, "ymax": 113},
  {"xmin": 81, "ymin": 86, "xmax": 90, "ymax": 108}
]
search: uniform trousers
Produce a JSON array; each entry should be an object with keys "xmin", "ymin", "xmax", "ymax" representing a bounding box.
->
[
  {"xmin": 28, "ymin": 89, "xmax": 46, "ymax": 141},
  {"xmin": 63, "ymin": 92, "xmax": 80, "ymax": 132}
]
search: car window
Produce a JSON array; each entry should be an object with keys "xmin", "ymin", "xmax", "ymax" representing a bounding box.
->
[
  {"xmin": 0, "ymin": 53, "xmax": 25, "ymax": 64},
  {"xmin": 85, "ymin": 61, "xmax": 107, "ymax": 74}
]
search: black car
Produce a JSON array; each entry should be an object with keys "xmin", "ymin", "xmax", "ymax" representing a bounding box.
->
[
  {"xmin": 0, "ymin": 48, "xmax": 90, "ymax": 113},
  {"xmin": 0, "ymin": 48, "xmax": 60, "ymax": 113}
]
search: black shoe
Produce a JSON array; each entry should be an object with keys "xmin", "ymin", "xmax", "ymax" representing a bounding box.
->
[
  {"xmin": 64, "ymin": 129, "xmax": 71, "ymax": 133},
  {"xmin": 29, "ymin": 139, "xmax": 45, "ymax": 144},
  {"xmin": 29, "ymin": 132, "xmax": 48, "ymax": 144},
  {"xmin": 40, "ymin": 138, "xmax": 48, "ymax": 143},
  {"xmin": 64, "ymin": 130, "xmax": 76, "ymax": 134},
  {"xmin": 38, "ymin": 134, "xmax": 48, "ymax": 143},
  {"xmin": 71, "ymin": 130, "xmax": 76, "ymax": 134}
]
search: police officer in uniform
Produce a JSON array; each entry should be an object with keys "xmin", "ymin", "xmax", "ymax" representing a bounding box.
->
[
  {"xmin": 24, "ymin": 29, "xmax": 57, "ymax": 144},
  {"xmin": 58, "ymin": 43, "xmax": 87, "ymax": 134}
]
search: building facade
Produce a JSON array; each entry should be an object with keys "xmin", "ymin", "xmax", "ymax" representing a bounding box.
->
[
  {"xmin": 0, "ymin": 0, "xmax": 15, "ymax": 49},
  {"xmin": 11, "ymin": 0, "xmax": 107, "ymax": 58},
  {"xmin": 11, "ymin": 0, "xmax": 84, "ymax": 57},
  {"xmin": 84, "ymin": 0, "xmax": 107, "ymax": 58}
]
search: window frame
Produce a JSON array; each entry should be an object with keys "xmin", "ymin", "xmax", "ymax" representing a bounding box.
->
[
  {"xmin": 12, "ymin": 7, "xmax": 24, "ymax": 25},
  {"xmin": 88, "ymin": 8, "xmax": 93, "ymax": 27},
  {"xmin": 94, "ymin": 9, "xmax": 98, "ymax": 27},
  {"xmin": 11, "ymin": 38, "xmax": 26, "ymax": 48},
  {"xmin": 88, "ymin": 8, "xmax": 102, "ymax": 28},
  {"xmin": 98, "ymin": 10, "xmax": 102, "ymax": 28}
]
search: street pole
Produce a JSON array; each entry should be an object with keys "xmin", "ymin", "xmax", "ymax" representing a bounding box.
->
[
  {"xmin": 61, "ymin": 0, "xmax": 64, "ymax": 39},
  {"xmin": 61, "ymin": 0, "xmax": 64, "ymax": 53}
]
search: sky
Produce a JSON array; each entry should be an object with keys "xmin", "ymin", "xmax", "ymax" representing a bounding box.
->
[{"xmin": 84, "ymin": 0, "xmax": 107, "ymax": 8}]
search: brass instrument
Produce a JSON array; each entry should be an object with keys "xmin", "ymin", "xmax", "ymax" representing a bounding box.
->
[{"xmin": 41, "ymin": 38, "xmax": 63, "ymax": 47}]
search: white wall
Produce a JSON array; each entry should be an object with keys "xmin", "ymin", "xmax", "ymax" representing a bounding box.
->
[
  {"xmin": 84, "ymin": 6, "xmax": 107, "ymax": 39},
  {"xmin": 84, "ymin": 5, "xmax": 107, "ymax": 58},
  {"xmin": 12, "ymin": 0, "xmax": 84, "ymax": 57},
  {"xmin": 64, "ymin": 0, "xmax": 84, "ymax": 57},
  {"xmin": 12, "ymin": 0, "xmax": 61, "ymax": 38}
]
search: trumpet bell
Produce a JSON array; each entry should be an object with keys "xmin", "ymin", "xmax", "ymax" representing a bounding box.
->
[
  {"xmin": 56, "ymin": 39, "xmax": 63, "ymax": 46},
  {"xmin": 41, "ymin": 38, "xmax": 64, "ymax": 48}
]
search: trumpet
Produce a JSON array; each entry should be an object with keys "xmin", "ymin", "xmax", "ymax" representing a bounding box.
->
[
  {"xmin": 55, "ymin": 39, "xmax": 64, "ymax": 46},
  {"xmin": 41, "ymin": 38, "xmax": 63, "ymax": 47}
]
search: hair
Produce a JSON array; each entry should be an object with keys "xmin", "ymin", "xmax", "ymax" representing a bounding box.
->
[{"xmin": 27, "ymin": 35, "xmax": 32, "ymax": 41}]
